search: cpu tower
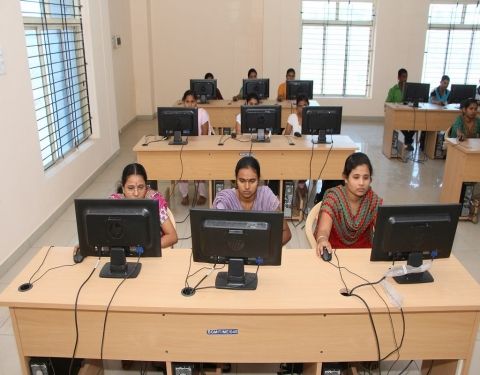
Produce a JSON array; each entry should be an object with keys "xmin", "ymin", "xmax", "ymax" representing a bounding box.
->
[{"xmin": 283, "ymin": 180, "xmax": 294, "ymax": 218}]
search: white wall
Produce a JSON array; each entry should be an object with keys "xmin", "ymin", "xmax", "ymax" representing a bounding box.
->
[
  {"xmin": 130, "ymin": 0, "xmax": 431, "ymax": 117},
  {"xmin": 0, "ymin": 0, "xmax": 120, "ymax": 266}
]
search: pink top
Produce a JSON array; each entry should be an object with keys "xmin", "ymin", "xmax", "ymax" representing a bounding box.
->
[
  {"xmin": 109, "ymin": 189, "xmax": 169, "ymax": 224},
  {"xmin": 212, "ymin": 186, "xmax": 280, "ymax": 211}
]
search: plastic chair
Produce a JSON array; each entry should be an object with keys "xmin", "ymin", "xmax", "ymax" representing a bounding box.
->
[{"xmin": 305, "ymin": 201, "xmax": 322, "ymax": 249}]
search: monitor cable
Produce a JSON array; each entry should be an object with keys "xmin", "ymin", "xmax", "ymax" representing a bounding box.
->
[
  {"xmin": 182, "ymin": 251, "xmax": 224, "ymax": 296},
  {"xmin": 141, "ymin": 134, "xmax": 168, "ymax": 146}
]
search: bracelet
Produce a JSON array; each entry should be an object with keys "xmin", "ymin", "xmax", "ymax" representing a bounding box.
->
[{"xmin": 316, "ymin": 235, "xmax": 328, "ymax": 243}]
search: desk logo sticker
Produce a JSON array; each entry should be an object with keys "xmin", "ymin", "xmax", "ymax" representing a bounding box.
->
[{"xmin": 206, "ymin": 329, "xmax": 238, "ymax": 335}]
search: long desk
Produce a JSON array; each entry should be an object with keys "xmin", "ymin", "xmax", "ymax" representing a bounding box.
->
[
  {"xmin": 1, "ymin": 247, "xmax": 479, "ymax": 375},
  {"xmin": 383, "ymin": 103, "xmax": 460, "ymax": 159},
  {"xmin": 173, "ymin": 99, "xmax": 319, "ymax": 131},
  {"xmin": 441, "ymin": 138, "xmax": 480, "ymax": 203}
]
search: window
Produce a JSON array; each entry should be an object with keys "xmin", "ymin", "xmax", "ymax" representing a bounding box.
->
[
  {"xmin": 300, "ymin": 0, "xmax": 375, "ymax": 97},
  {"xmin": 21, "ymin": 0, "xmax": 92, "ymax": 170},
  {"xmin": 422, "ymin": 2, "xmax": 480, "ymax": 91}
]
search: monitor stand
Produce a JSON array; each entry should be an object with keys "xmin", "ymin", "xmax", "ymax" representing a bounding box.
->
[
  {"xmin": 393, "ymin": 252, "xmax": 433, "ymax": 284},
  {"xmin": 412, "ymin": 100, "xmax": 420, "ymax": 108},
  {"xmin": 311, "ymin": 130, "xmax": 331, "ymax": 144},
  {"xmin": 100, "ymin": 247, "xmax": 141, "ymax": 279},
  {"xmin": 169, "ymin": 130, "xmax": 188, "ymax": 145},
  {"xmin": 215, "ymin": 258, "xmax": 258, "ymax": 290},
  {"xmin": 251, "ymin": 129, "xmax": 270, "ymax": 143}
]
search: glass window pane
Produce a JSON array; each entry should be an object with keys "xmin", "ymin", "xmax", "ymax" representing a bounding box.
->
[
  {"xmin": 301, "ymin": 25, "xmax": 324, "ymax": 95},
  {"xmin": 429, "ymin": 4, "xmax": 463, "ymax": 25},
  {"xmin": 323, "ymin": 26, "xmax": 346, "ymax": 95},
  {"xmin": 464, "ymin": 4, "xmax": 480, "ymax": 25},
  {"xmin": 345, "ymin": 26, "xmax": 370, "ymax": 96},
  {"xmin": 339, "ymin": 2, "xmax": 373, "ymax": 22},
  {"xmin": 302, "ymin": 1, "xmax": 336, "ymax": 21}
]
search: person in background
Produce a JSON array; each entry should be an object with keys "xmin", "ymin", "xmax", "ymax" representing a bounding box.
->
[
  {"xmin": 178, "ymin": 90, "xmax": 212, "ymax": 205},
  {"xmin": 110, "ymin": 163, "xmax": 178, "ymax": 249},
  {"xmin": 476, "ymin": 79, "xmax": 480, "ymax": 102},
  {"xmin": 204, "ymin": 72, "xmax": 223, "ymax": 100},
  {"xmin": 233, "ymin": 68, "xmax": 257, "ymax": 101},
  {"xmin": 213, "ymin": 156, "xmax": 291, "ymax": 245},
  {"xmin": 277, "ymin": 68, "xmax": 296, "ymax": 102},
  {"xmin": 450, "ymin": 98, "xmax": 480, "ymax": 141},
  {"xmin": 429, "ymin": 75, "xmax": 450, "ymax": 105},
  {"xmin": 386, "ymin": 68, "xmax": 416, "ymax": 151},
  {"xmin": 235, "ymin": 92, "xmax": 260, "ymax": 134},
  {"xmin": 315, "ymin": 152, "xmax": 382, "ymax": 257}
]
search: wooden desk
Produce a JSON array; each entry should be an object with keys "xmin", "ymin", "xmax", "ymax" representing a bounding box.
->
[
  {"xmin": 440, "ymin": 138, "xmax": 480, "ymax": 203},
  {"xmin": 173, "ymin": 99, "xmax": 319, "ymax": 131},
  {"xmin": 383, "ymin": 103, "xmax": 460, "ymax": 158},
  {"xmin": 1, "ymin": 247, "xmax": 479, "ymax": 375}
]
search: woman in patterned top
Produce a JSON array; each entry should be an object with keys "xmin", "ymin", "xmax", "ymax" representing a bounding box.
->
[
  {"xmin": 314, "ymin": 152, "xmax": 382, "ymax": 257},
  {"xmin": 110, "ymin": 163, "xmax": 178, "ymax": 249}
]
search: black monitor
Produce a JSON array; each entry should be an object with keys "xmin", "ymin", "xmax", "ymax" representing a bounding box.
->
[
  {"xmin": 448, "ymin": 84, "xmax": 477, "ymax": 104},
  {"xmin": 190, "ymin": 208, "xmax": 283, "ymax": 290},
  {"xmin": 242, "ymin": 79, "xmax": 270, "ymax": 100},
  {"xmin": 240, "ymin": 104, "xmax": 281, "ymax": 142},
  {"xmin": 286, "ymin": 80, "xmax": 314, "ymax": 100},
  {"xmin": 301, "ymin": 106, "xmax": 342, "ymax": 144},
  {"xmin": 403, "ymin": 82, "xmax": 430, "ymax": 107},
  {"xmin": 190, "ymin": 79, "xmax": 217, "ymax": 104},
  {"xmin": 371, "ymin": 203, "xmax": 461, "ymax": 284},
  {"xmin": 75, "ymin": 199, "xmax": 161, "ymax": 279},
  {"xmin": 157, "ymin": 107, "xmax": 198, "ymax": 145}
]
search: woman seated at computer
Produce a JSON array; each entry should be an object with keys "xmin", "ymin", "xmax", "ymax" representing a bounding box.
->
[
  {"xmin": 235, "ymin": 92, "xmax": 260, "ymax": 134},
  {"xmin": 110, "ymin": 163, "xmax": 178, "ymax": 249},
  {"xmin": 429, "ymin": 75, "xmax": 450, "ymax": 106},
  {"xmin": 213, "ymin": 156, "xmax": 292, "ymax": 245},
  {"xmin": 450, "ymin": 98, "xmax": 480, "ymax": 141},
  {"xmin": 178, "ymin": 90, "xmax": 212, "ymax": 205},
  {"xmin": 315, "ymin": 152, "xmax": 382, "ymax": 257},
  {"xmin": 204, "ymin": 72, "xmax": 223, "ymax": 100},
  {"xmin": 233, "ymin": 68, "xmax": 257, "ymax": 101}
]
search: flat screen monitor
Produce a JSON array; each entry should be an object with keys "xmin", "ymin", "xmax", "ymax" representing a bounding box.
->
[
  {"xmin": 286, "ymin": 80, "xmax": 314, "ymax": 100},
  {"xmin": 301, "ymin": 106, "xmax": 342, "ymax": 144},
  {"xmin": 190, "ymin": 208, "xmax": 284, "ymax": 290},
  {"xmin": 242, "ymin": 79, "xmax": 270, "ymax": 100},
  {"xmin": 157, "ymin": 107, "xmax": 198, "ymax": 145},
  {"xmin": 75, "ymin": 199, "xmax": 161, "ymax": 279},
  {"xmin": 371, "ymin": 203, "xmax": 461, "ymax": 284},
  {"xmin": 448, "ymin": 84, "xmax": 477, "ymax": 104},
  {"xmin": 190, "ymin": 79, "xmax": 217, "ymax": 103},
  {"xmin": 240, "ymin": 104, "xmax": 282, "ymax": 142},
  {"xmin": 403, "ymin": 82, "xmax": 430, "ymax": 107}
]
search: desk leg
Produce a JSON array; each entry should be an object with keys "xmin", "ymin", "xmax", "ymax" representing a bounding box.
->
[
  {"xmin": 10, "ymin": 309, "xmax": 30, "ymax": 375},
  {"xmin": 421, "ymin": 359, "xmax": 459, "ymax": 375},
  {"xmin": 382, "ymin": 129, "xmax": 394, "ymax": 158},
  {"xmin": 303, "ymin": 362, "xmax": 322, "ymax": 375},
  {"xmin": 166, "ymin": 361, "xmax": 173, "ymax": 375},
  {"xmin": 440, "ymin": 146, "xmax": 466, "ymax": 203}
]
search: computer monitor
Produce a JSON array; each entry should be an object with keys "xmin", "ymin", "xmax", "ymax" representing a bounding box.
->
[
  {"xmin": 301, "ymin": 106, "xmax": 342, "ymax": 144},
  {"xmin": 448, "ymin": 84, "xmax": 477, "ymax": 104},
  {"xmin": 286, "ymin": 80, "xmax": 314, "ymax": 100},
  {"xmin": 190, "ymin": 208, "xmax": 284, "ymax": 290},
  {"xmin": 371, "ymin": 203, "xmax": 461, "ymax": 284},
  {"xmin": 190, "ymin": 79, "xmax": 217, "ymax": 104},
  {"xmin": 403, "ymin": 82, "xmax": 430, "ymax": 107},
  {"xmin": 157, "ymin": 107, "xmax": 198, "ymax": 145},
  {"xmin": 240, "ymin": 104, "xmax": 281, "ymax": 142},
  {"xmin": 242, "ymin": 79, "xmax": 270, "ymax": 100},
  {"xmin": 75, "ymin": 199, "xmax": 161, "ymax": 279}
]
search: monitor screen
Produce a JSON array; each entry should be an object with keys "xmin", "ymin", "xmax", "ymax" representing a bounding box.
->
[
  {"xmin": 190, "ymin": 79, "xmax": 217, "ymax": 103},
  {"xmin": 190, "ymin": 208, "xmax": 284, "ymax": 290},
  {"xmin": 371, "ymin": 203, "xmax": 461, "ymax": 284},
  {"xmin": 240, "ymin": 104, "xmax": 282, "ymax": 142},
  {"xmin": 75, "ymin": 199, "xmax": 161, "ymax": 278},
  {"xmin": 403, "ymin": 82, "xmax": 430, "ymax": 106},
  {"xmin": 301, "ymin": 106, "xmax": 342, "ymax": 144},
  {"xmin": 157, "ymin": 107, "xmax": 198, "ymax": 145},
  {"xmin": 448, "ymin": 84, "xmax": 477, "ymax": 104},
  {"xmin": 242, "ymin": 79, "xmax": 270, "ymax": 99},
  {"xmin": 286, "ymin": 80, "xmax": 314, "ymax": 100}
]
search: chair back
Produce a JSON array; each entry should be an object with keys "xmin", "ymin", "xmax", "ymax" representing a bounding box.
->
[{"xmin": 305, "ymin": 201, "xmax": 322, "ymax": 249}]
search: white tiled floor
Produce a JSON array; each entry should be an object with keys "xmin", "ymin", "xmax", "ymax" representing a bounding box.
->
[{"xmin": 0, "ymin": 118, "xmax": 479, "ymax": 375}]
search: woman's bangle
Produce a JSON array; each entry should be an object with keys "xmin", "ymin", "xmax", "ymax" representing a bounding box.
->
[{"xmin": 316, "ymin": 235, "xmax": 328, "ymax": 243}]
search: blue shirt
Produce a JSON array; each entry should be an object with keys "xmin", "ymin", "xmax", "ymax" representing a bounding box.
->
[{"xmin": 429, "ymin": 87, "xmax": 450, "ymax": 104}]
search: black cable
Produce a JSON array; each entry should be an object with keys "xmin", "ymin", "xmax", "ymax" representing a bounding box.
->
[
  {"xmin": 30, "ymin": 263, "xmax": 78, "ymax": 284},
  {"xmin": 425, "ymin": 360, "xmax": 434, "ymax": 375},
  {"xmin": 69, "ymin": 258, "xmax": 100, "ymax": 375},
  {"xmin": 142, "ymin": 134, "xmax": 168, "ymax": 146},
  {"xmin": 397, "ymin": 360, "xmax": 414, "ymax": 375},
  {"xmin": 27, "ymin": 245, "xmax": 54, "ymax": 284}
]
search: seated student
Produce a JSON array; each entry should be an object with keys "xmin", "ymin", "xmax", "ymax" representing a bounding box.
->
[
  {"xmin": 178, "ymin": 90, "xmax": 212, "ymax": 205},
  {"xmin": 233, "ymin": 68, "xmax": 257, "ymax": 101},
  {"xmin": 213, "ymin": 156, "xmax": 292, "ymax": 245},
  {"xmin": 204, "ymin": 72, "xmax": 223, "ymax": 100},
  {"xmin": 235, "ymin": 92, "xmax": 260, "ymax": 134},
  {"xmin": 110, "ymin": 163, "xmax": 178, "ymax": 249},
  {"xmin": 386, "ymin": 68, "xmax": 416, "ymax": 151},
  {"xmin": 277, "ymin": 68, "xmax": 296, "ymax": 102},
  {"xmin": 314, "ymin": 152, "xmax": 382, "ymax": 257},
  {"xmin": 429, "ymin": 75, "xmax": 450, "ymax": 105},
  {"xmin": 450, "ymin": 98, "xmax": 480, "ymax": 141}
]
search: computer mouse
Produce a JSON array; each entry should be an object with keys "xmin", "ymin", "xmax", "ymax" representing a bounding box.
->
[
  {"xmin": 73, "ymin": 247, "xmax": 85, "ymax": 263},
  {"xmin": 231, "ymin": 132, "xmax": 237, "ymax": 139},
  {"xmin": 321, "ymin": 247, "xmax": 332, "ymax": 262},
  {"xmin": 294, "ymin": 132, "xmax": 302, "ymax": 138}
]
